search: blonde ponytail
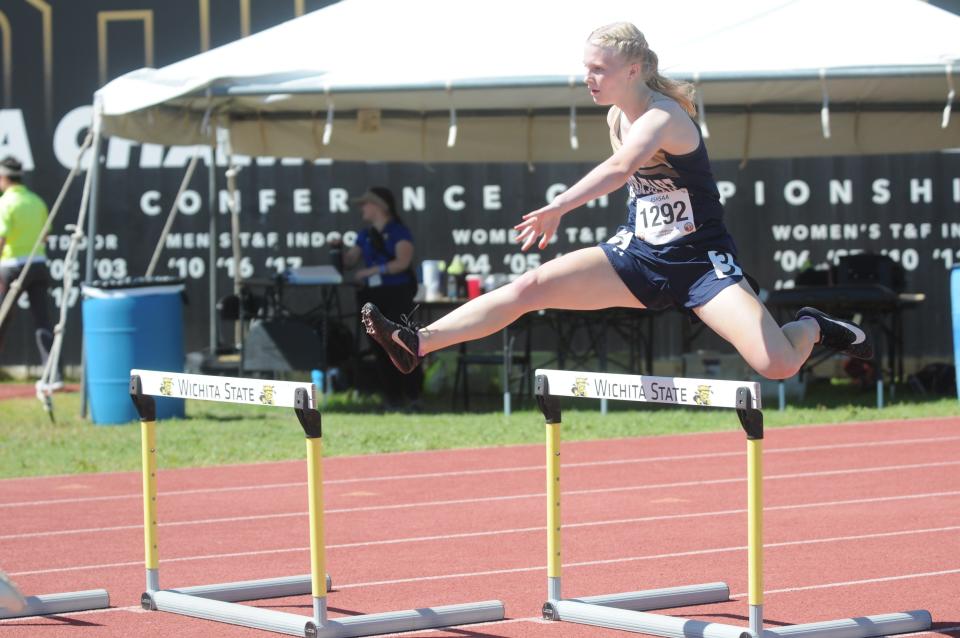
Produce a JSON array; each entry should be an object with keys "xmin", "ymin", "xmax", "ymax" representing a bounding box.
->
[{"xmin": 587, "ymin": 22, "xmax": 697, "ymax": 117}]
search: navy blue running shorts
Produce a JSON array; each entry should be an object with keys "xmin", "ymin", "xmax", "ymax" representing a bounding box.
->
[{"xmin": 598, "ymin": 222, "xmax": 745, "ymax": 319}]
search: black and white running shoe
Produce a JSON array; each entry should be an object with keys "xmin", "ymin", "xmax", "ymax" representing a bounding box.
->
[
  {"xmin": 796, "ymin": 306, "xmax": 873, "ymax": 360},
  {"xmin": 361, "ymin": 302, "xmax": 423, "ymax": 374}
]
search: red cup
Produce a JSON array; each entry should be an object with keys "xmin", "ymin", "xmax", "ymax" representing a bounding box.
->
[{"xmin": 466, "ymin": 275, "xmax": 482, "ymax": 299}]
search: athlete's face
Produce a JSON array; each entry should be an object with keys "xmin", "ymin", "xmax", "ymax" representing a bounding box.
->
[{"xmin": 583, "ymin": 44, "xmax": 639, "ymax": 106}]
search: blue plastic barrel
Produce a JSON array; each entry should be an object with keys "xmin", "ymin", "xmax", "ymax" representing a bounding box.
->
[
  {"xmin": 82, "ymin": 278, "xmax": 186, "ymax": 424},
  {"xmin": 953, "ymin": 267, "xmax": 960, "ymax": 400}
]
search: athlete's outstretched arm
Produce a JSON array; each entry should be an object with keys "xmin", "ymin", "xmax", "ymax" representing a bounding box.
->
[{"xmin": 515, "ymin": 107, "xmax": 675, "ymax": 251}]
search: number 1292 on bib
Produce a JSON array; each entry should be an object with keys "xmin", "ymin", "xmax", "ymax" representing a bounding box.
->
[{"xmin": 634, "ymin": 188, "xmax": 696, "ymax": 246}]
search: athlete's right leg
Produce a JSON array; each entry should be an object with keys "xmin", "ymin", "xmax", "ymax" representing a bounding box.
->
[{"xmin": 362, "ymin": 247, "xmax": 643, "ymax": 372}]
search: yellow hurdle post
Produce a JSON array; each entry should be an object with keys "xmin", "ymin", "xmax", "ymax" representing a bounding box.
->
[
  {"xmin": 295, "ymin": 386, "xmax": 327, "ymax": 627},
  {"xmin": 141, "ymin": 418, "xmax": 159, "ymax": 590},
  {"xmin": 736, "ymin": 386, "xmax": 764, "ymax": 637},
  {"xmin": 747, "ymin": 437, "xmax": 763, "ymax": 629},
  {"xmin": 306, "ymin": 437, "xmax": 327, "ymax": 618},
  {"xmin": 536, "ymin": 374, "xmax": 564, "ymax": 602},
  {"xmin": 130, "ymin": 375, "xmax": 161, "ymax": 595},
  {"xmin": 546, "ymin": 421, "xmax": 562, "ymax": 599}
]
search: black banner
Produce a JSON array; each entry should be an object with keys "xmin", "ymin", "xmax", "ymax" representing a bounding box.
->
[{"xmin": 1, "ymin": 1, "xmax": 958, "ymax": 368}]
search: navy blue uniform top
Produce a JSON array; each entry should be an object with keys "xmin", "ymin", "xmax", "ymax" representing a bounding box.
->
[
  {"xmin": 598, "ymin": 103, "xmax": 744, "ymax": 316},
  {"xmin": 356, "ymin": 221, "xmax": 415, "ymax": 287},
  {"xmin": 610, "ymin": 105, "xmax": 727, "ymax": 242}
]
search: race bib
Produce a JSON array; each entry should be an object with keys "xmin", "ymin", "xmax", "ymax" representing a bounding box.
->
[
  {"xmin": 708, "ymin": 250, "xmax": 742, "ymax": 279},
  {"xmin": 633, "ymin": 189, "xmax": 696, "ymax": 246}
]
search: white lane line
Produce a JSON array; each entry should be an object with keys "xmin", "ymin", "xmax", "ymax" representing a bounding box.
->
[
  {"xmin": 295, "ymin": 434, "xmax": 960, "ymax": 485},
  {"xmin": 9, "ymin": 522, "xmax": 958, "ymax": 579},
  {"xmin": 0, "ymin": 605, "xmax": 145, "ymax": 624},
  {"xmin": 316, "ymin": 460, "xmax": 960, "ymax": 515},
  {"xmin": 4, "ymin": 434, "xmax": 958, "ymax": 508},
  {"xmin": 731, "ymin": 568, "xmax": 960, "ymax": 598},
  {"xmin": 0, "ymin": 604, "xmax": 541, "ymax": 630},
  {"xmin": 3, "ymin": 463, "xmax": 958, "ymax": 541},
  {"xmin": 0, "ymin": 481, "xmax": 306, "ymax": 509},
  {"xmin": 0, "ymin": 511, "xmax": 301, "ymax": 540},
  {"xmin": 4, "ymin": 488, "xmax": 959, "ymax": 543},
  {"xmin": 286, "ymin": 527, "xmax": 960, "ymax": 591}
]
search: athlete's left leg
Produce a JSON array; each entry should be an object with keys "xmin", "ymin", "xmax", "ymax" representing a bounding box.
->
[{"xmin": 693, "ymin": 279, "xmax": 818, "ymax": 380}]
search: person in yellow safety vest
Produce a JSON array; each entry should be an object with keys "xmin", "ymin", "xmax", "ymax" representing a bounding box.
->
[{"xmin": 0, "ymin": 156, "xmax": 62, "ymax": 389}]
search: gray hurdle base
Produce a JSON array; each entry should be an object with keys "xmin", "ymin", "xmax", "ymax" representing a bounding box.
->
[
  {"xmin": 130, "ymin": 370, "xmax": 505, "ymax": 637},
  {"xmin": 534, "ymin": 368, "xmax": 932, "ymax": 638},
  {"xmin": 569, "ymin": 582, "xmax": 730, "ymax": 612},
  {"xmin": 545, "ymin": 600, "xmax": 753, "ymax": 638},
  {"xmin": 0, "ymin": 589, "xmax": 110, "ymax": 620},
  {"xmin": 545, "ymin": 602, "xmax": 931, "ymax": 638},
  {"xmin": 166, "ymin": 573, "xmax": 332, "ymax": 603},
  {"xmin": 147, "ymin": 590, "xmax": 505, "ymax": 638},
  {"xmin": 762, "ymin": 612, "xmax": 933, "ymax": 638}
]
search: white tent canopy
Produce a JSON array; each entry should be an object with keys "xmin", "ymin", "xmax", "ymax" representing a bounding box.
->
[{"xmin": 95, "ymin": 0, "xmax": 960, "ymax": 163}]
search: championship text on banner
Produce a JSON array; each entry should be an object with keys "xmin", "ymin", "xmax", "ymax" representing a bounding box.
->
[
  {"xmin": 536, "ymin": 369, "xmax": 762, "ymax": 409},
  {"xmin": 131, "ymin": 369, "xmax": 316, "ymax": 409}
]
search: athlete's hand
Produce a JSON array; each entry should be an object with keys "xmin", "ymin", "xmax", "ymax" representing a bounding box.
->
[{"xmin": 514, "ymin": 204, "xmax": 564, "ymax": 252}]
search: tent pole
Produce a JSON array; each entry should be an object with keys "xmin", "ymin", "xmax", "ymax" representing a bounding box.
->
[
  {"xmin": 83, "ymin": 108, "xmax": 104, "ymax": 285},
  {"xmin": 207, "ymin": 144, "xmax": 218, "ymax": 354},
  {"xmin": 225, "ymin": 163, "xmax": 243, "ymax": 351},
  {"xmin": 80, "ymin": 106, "xmax": 104, "ymax": 418},
  {"xmin": 145, "ymin": 151, "xmax": 201, "ymax": 277}
]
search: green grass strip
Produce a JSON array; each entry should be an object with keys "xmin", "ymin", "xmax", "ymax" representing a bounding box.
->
[{"xmin": 1, "ymin": 385, "xmax": 956, "ymax": 479}]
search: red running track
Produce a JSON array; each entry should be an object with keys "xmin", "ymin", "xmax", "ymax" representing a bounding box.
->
[
  {"xmin": 1, "ymin": 416, "xmax": 958, "ymax": 638},
  {"xmin": 0, "ymin": 384, "xmax": 80, "ymax": 401}
]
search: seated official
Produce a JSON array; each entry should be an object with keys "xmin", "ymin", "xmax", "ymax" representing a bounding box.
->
[{"xmin": 338, "ymin": 187, "xmax": 423, "ymax": 411}]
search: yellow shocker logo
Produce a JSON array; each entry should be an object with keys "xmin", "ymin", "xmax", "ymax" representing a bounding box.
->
[
  {"xmin": 160, "ymin": 377, "xmax": 173, "ymax": 396},
  {"xmin": 571, "ymin": 377, "xmax": 588, "ymax": 397},
  {"xmin": 259, "ymin": 385, "xmax": 275, "ymax": 405},
  {"xmin": 694, "ymin": 385, "xmax": 713, "ymax": 406}
]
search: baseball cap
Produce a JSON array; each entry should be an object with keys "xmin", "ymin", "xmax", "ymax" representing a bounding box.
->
[{"xmin": 351, "ymin": 190, "xmax": 390, "ymax": 210}]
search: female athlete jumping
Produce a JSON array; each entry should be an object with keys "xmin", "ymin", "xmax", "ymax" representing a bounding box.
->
[{"xmin": 362, "ymin": 22, "xmax": 871, "ymax": 379}]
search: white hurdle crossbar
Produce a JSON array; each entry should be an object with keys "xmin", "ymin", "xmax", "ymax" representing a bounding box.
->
[
  {"xmin": 534, "ymin": 368, "xmax": 932, "ymax": 638},
  {"xmin": 0, "ymin": 589, "xmax": 110, "ymax": 620},
  {"xmin": 130, "ymin": 369, "xmax": 504, "ymax": 637}
]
